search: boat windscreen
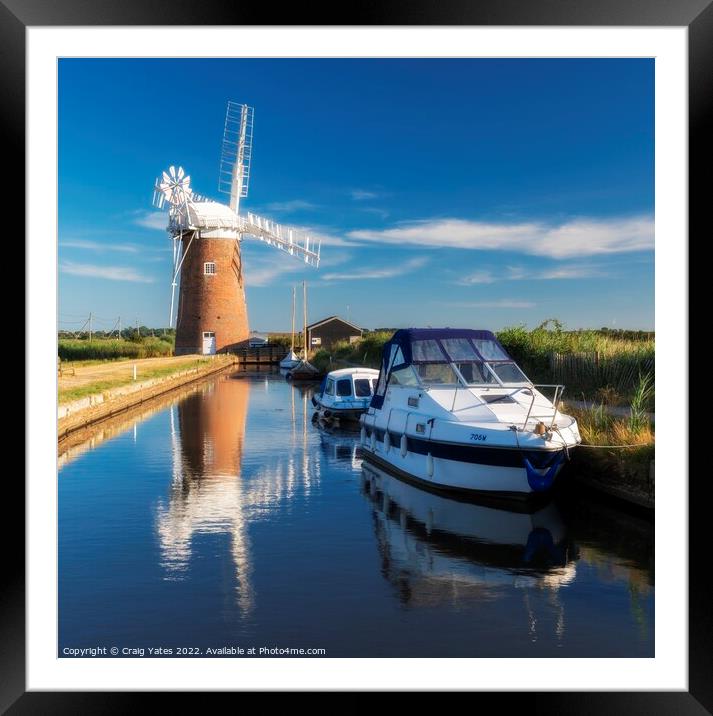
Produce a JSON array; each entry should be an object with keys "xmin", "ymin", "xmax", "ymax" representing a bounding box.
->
[
  {"xmin": 415, "ymin": 363, "xmax": 460, "ymax": 385},
  {"xmin": 487, "ymin": 361, "xmax": 530, "ymax": 384},
  {"xmin": 455, "ymin": 361, "xmax": 497, "ymax": 385}
]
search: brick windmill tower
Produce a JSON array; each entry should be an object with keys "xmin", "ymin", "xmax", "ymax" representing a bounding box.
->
[{"xmin": 153, "ymin": 102, "xmax": 321, "ymax": 355}]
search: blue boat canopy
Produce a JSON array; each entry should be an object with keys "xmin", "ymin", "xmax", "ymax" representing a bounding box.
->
[{"xmin": 371, "ymin": 328, "xmax": 518, "ymax": 409}]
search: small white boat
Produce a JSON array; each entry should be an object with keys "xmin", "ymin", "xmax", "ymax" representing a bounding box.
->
[
  {"xmin": 360, "ymin": 328, "xmax": 581, "ymax": 498},
  {"xmin": 287, "ymin": 359, "xmax": 321, "ymax": 381},
  {"xmin": 312, "ymin": 367, "xmax": 380, "ymax": 422},
  {"xmin": 280, "ymin": 286, "xmax": 301, "ymax": 369},
  {"xmin": 280, "ymin": 349, "xmax": 301, "ymax": 370}
]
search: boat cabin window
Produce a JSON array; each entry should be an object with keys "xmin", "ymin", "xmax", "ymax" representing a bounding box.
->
[
  {"xmin": 411, "ymin": 339, "xmax": 446, "ymax": 362},
  {"xmin": 371, "ymin": 378, "xmax": 377, "ymax": 392},
  {"xmin": 325, "ymin": 379, "xmax": 335, "ymax": 396},
  {"xmin": 472, "ymin": 338, "xmax": 509, "ymax": 361},
  {"xmin": 415, "ymin": 363, "xmax": 459, "ymax": 385},
  {"xmin": 336, "ymin": 379, "xmax": 352, "ymax": 397},
  {"xmin": 354, "ymin": 379, "xmax": 372, "ymax": 397},
  {"xmin": 487, "ymin": 361, "xmax": 529, "ymax": 384},
  {"xmin": 440, "ymin": 338, "xmax": 480, "ymax": 361},
  {"xmin": 389, "ymin": 365, "xmax": 419, "ymax": 387}
]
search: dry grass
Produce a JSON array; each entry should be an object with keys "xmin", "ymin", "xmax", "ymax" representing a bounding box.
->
[{"xmin": 58, "ymin": 356, "xmax": 223, "ymax": 404}]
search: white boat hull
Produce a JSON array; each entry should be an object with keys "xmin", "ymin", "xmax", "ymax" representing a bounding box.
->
[
  {"xmin": 279, "ymin": 359, "xmax": 301, "ymax": 369},
  {"xmin": 360, "ymin": 427, "xmax": 570, "ymax": 497}
]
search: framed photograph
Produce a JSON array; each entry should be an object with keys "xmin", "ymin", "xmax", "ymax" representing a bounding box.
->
[{"xmin": 11, "ymin": 0, "xmax": 704, "ymax": 707}]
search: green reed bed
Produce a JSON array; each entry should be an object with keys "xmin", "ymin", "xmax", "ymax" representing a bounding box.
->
[
  {"xmin": 497, "ymin": 323, "xmax": 655, "ymax": 405},
  {"xmin": 58, "ymin": 337, "xmax": 174, "ymax": 361}
]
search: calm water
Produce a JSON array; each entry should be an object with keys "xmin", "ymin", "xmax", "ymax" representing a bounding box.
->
[{"xmin": 59, "ymin": 372, "xmax": 654, "ymax": 657}]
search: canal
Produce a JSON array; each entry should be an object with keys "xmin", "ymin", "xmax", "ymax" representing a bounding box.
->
[{"xmin": 59, "ymin": 371, "xmax": 654, "ymax": 657}]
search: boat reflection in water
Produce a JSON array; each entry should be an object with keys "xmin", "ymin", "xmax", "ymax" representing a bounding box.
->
[
  {"xmin": 362, "ymin": 462, "xmax": 577, "ymax": 642},
  {"xmin": 313, "ymin": 417, "xmax": 362, "ymax": 469},
  {"xmin": 154, "ymin": 374, "xmax": 321, "ymax": 615}
]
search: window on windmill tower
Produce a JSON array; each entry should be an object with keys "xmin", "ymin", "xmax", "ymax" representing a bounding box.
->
[{"xmin": 204, "ymin": 262, "xmax": 216, "ymax": 275}]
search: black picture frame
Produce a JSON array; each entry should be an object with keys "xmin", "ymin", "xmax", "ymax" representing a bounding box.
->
[{"xmin": 8, "ymin": 0, "xmax": 704, "ymax": 707}]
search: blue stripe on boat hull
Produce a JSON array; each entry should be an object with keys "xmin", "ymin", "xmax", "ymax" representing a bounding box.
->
[{"xmin": 365, "ymin": 427, "xmax": 565, "ymax": 469}]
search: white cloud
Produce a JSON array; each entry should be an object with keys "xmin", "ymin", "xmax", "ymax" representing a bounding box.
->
[
  {"xmin": 348, "ymin": 215, "xmax": 654, "ymax": 259},
  {"xmin": 264, "ymin": 199, "xmax": 319, "ymax": 213},
  {"xmin": 60, "ymin": 239, "xmax": 140, "ymax": 253},
  {"xmin": 322, "ymin": 256, "xmax": 427, "ymax": 281},
  {"xmin": 350, "ymin": 189, "xmax": 379, "ymax": 201},
  {"xmin": 456, "ymin": 263, "xmax": 605, "ymax": 285},
  {"xmin": 446, "ymin": 300, "xmax": 536, "ymax": 309},
  {"xmin": 134, "ymin": 211, "xmax": 169, "ymax": 230},
  {"xmin": 60, "ymin": 261, "xmax": 155, "ymax": 283}
]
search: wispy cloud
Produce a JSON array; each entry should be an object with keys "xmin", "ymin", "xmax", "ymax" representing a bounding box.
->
[
  {"xmin": 60, "ymin": 239, "xmax": 140, "ymax": 253},
  {"xmin": 350, "ymin": 189, "xmax": 380, "ymax": 201},
  {"xmin": 445, "ymin": 300, "xmax": 536, "ymax": 309},
  {"xmin": 457, "ymin": 270, "xmax": 498, "ymax": 285},
  {"xmin": 245, "ymin": 262, "xmax": 303, "ymax": 288},
  {"xmin": 322, "ymin": 256, "xmax": 428, "ymax": 281},
  {"xmin": 359, "ymin": 207, "xmax": 390, "ymax": 219},
  {"xmin": 264, "ymin": 199, "xmax": 319, "ymax": 213},
  {"xmin": 456, "ymin": 263, "xmax": 605, "ymax": 285},
  {"xmin": 60, "ymin": 261, "xmax": 155, "ymax": 283},
  {"xmin": 348, "ymin": 216, "xmax": 653, "ymax": 259},
  {"xmin": 134, "ymin": 211, "xmax": 169, "ymax": 230}
]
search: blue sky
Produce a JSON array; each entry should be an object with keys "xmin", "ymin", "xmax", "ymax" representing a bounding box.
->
[{"xmin": 58, "ymin": 58, "xmax": 654, "ymax": 333}]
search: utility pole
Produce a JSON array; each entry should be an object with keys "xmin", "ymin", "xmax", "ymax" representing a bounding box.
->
[
  {"xmin": 118, "ymin": 316, "xmax": 122, "ymax": 339},
  {"xmin": 89, "ymin": 312, "xmax": 92, "ymax": 343},
  {"xmin": 135, "ymin": 318, "xmax": 139, "ymax": 339}
]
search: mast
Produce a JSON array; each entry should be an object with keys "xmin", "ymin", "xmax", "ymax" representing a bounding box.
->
[
  {"xmin": 290, "ymin": 286, "xmax": 296, "ymax": 353},
  {"xmin": 303, "ymin": 280, "xmax": 307, "ymax": 359}
]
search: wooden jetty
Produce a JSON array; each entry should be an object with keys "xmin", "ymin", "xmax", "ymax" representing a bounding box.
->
[{"xmin": 233, "ymin": 345, "xmax": 291, "ymax": 365}]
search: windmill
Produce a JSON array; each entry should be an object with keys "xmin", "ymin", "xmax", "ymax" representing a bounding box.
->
[{"xmin": 152, "ymin": 101, "xmax": 321, "ymax": 355}]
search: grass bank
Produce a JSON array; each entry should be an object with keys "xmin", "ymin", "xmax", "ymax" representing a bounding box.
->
[
  {"xmin": 58, "ymin": 357, "xmax": 212, "ymax": 404},
  {"xmin": 563, "ymin": 374, "xmax": 655, "ymax": 505}
]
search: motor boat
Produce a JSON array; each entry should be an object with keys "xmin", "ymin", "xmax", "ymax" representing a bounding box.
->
[
  {"xmin": 311, "ymin": 367, "xmax": 380, "ymax": 422},
  {"xmin": 359, "ymin": 328, "xmax": 581, "ymax": 497}
]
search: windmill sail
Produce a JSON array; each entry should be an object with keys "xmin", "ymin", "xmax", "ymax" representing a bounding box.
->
[
  {"xmin": 244, "ymin": 212, "xmax": 321, "ymax": 267},
  {"xmin": 218, "ymin": 102, "xmax": 254, "ymax": 214}
]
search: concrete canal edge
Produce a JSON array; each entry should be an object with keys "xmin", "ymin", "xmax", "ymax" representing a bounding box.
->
[
  {"xmin": 568, "ymin": 454, "xmax": 655, "ymax": 511},
  {"xmin": 58, "ymin": 356, "xmax": 239, "ymax": 446}
]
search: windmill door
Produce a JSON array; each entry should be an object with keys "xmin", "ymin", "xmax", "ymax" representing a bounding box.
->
[{"xmin": 202, "ymin": 331, "xmax": 216, "ymax": 355}]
